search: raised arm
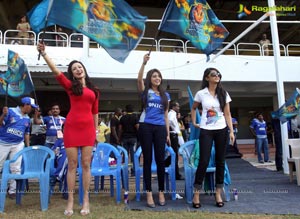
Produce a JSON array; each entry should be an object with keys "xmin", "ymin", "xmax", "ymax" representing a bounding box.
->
[
  {"xmin": 37, "ymin": 42, "xmax": 61, "ymax": 76},
  {"xmin": 137, "ymin": 54, "xmax": 150, "ymax": 93}
]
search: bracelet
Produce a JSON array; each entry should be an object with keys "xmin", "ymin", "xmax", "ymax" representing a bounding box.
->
[
  {"xmin": 143, "ymin": 62, "xmax": 147, "ymax": 65},
  {"xmin": 41, "ymin": 52, "xmax": 46, "ymax": 57}
]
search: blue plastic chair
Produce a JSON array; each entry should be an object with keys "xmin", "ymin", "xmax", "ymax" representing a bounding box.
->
[
  {"xmin": 0, "ymin": 146, "xmax": 55, "ymax": 213},
  {"xmin": 78, "ymin": 143, "xmax": 122, "ymax": 205},
  {"xmin": 134, "ymin": 145, "xmax": 176, "ymax": 201},
  {"xmin": 179, "ymin": 140, "xmax": 231, "ymax": 204},
  {"xmin": 95, "ymin": 145, "xmax": 129, "ymax": 192}
]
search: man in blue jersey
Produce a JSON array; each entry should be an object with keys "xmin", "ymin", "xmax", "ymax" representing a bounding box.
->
[
  {"xmin": 34, "ymin": 103, "xmax": 66, "ymax": 148},
  {"xmin": 0, "ymin": 96, "xmax": 37, "ymax": 199},
  {"xmin": 250, "ymin": 113, "xmax": 272, "ymax": 163}
]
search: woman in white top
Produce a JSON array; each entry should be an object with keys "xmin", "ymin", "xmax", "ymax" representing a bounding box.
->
[{"xmin": 191, "ymin": 68, "xmax": 234, "ymax": 208}]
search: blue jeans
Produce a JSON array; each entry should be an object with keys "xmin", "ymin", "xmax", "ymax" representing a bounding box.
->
[{"xmin": 256, "ymin": 137, "xmax": 269, "ymax": 162}]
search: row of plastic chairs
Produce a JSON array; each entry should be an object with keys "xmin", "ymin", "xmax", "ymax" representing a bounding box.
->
[{"xmin": 0, "ymin": 141, "xmax": 230, "ymax": 213}]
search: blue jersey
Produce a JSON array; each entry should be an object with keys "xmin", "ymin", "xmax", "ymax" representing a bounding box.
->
[
  {"xmin": 43, "ymin": 116, "xmax": 66, "ymax": 137},
  {"xmin": 250, "ymin": 118, "xmax": 267, "ymax": 138},
  {"xmin": 0, "ymin": 107, "xmax": 31, "ymax": 145},
  {"xmin": 139, "ymin": 89, "xmax": 170, "ymax": 125}
]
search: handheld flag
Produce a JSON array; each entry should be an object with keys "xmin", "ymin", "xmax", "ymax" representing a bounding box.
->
[
  {"xmin": 0, "ymin": 50, "xmax": 35, "ymax": 97},
  {"xmin": 159, "ymin": 0, "xmax": 229, "ymax": 59},
  {"xmin": 41, "ymin": 0, "xmax": 147, "ymax": 63},
  {"xmin": 271, "ymin": 88, "xmax": 300, "ymax": 123},
  {"xmin": 27, "ymin": 0, "xmax": 55, "ymax": 33}
]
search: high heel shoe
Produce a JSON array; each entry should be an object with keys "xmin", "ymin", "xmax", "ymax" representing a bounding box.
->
[
  {"xmin": 64, "ymin": 209, "xmax": 74, "ymax": 216},
  {"xmin": 215, "ymin": 201, "xmax": 224, "ymax": 207},
  {"xmin": 80, "ymin": 209, "xmax": 90, "ymax": 216},
  {"xmin": 158, "ymin": 192, "xmax": 166, "ymax": 206},
  {"xmin": 215, "ymin": 194, "xmax": 224, "ymax": 207},
  {"xmin": 146, "ymin": 193, "xmax": 156, "ymax": 208},
  {"xmin": 192, "ymin": 190, "xmax": 201, "ymax": 208},
  {"xmin": 147, "ymin": 202, "xmax": 156, "ymax": 208},
  {"xmin": 192, "ymin": 202, "xmax": 201, "ymax": 208},
  {"xmin": 158, "ymin": 200, "xmax": 166, "ymax": 206}
]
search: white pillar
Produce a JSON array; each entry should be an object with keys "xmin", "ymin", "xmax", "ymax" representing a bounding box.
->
[
  {"xmin": 82, "ymin": 35, "xmax": 90, "ymax": 61},
  {"xmin": 268, "ymin": 0, "xmax": 289, "ymax": 174}
]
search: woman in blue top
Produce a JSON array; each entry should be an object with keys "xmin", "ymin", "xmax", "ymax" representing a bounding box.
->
[
  {"xmin": 191, "ymin": 68, "xmax": 234, "ymax": 208},
  {"xmin": 137, "ymin": 54, "xmax": 170, "ymax": 208}
]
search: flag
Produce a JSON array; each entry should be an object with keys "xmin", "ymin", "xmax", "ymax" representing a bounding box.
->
[
  {"xmin": 159, "ymin": 0, "xmax": 229, "ymax": 59},
  {"xmin": 0, "ymin": 50, "xmax": 35, "ymax": 97},
  {"xmin": 41, "ymin": 0, "xmax": 147, "ymax": 63},
  {"xmin": 271, "ymin": 88, "xmax": 300, "ymax": 123},
  {"xmin": 27, "ymin": 0, "xmax": 55, "ymax": 33},
  {"xmin": 188, "ymin": 86, "xmax": 201, "ymax": 140}
]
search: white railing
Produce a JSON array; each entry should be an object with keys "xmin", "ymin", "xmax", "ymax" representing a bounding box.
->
[
  {"xmin": 137, "ymin": 37, "xmax": 158, "ymax": 51},
  {"xmin": 286, "ymin": 44, "xmax": 300, "ymax": 56},
  {"xmin": 158, "ymin": 38, "xmax": 185, "ymax": 52},
  {"xmin": 37, "ymin": 31, "xmax": 68, "ymax": 47},
  {"xmin": 69, "ymin": 33, "xmax": 99, "ymax": 48},
  {"xmin": 2, "ymin": 29, "xmax": 299, "ymax": 57},
  {"xmin": 237, "ymin": 43, "xmax": 262, "ymax": 56},
  {"xmin": 4, "ymin": 30, "xmax": 36, "ymax": 45}
]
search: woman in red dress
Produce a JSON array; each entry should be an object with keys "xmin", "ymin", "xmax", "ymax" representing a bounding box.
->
[{"xmin": 37, "ymin": 43, "xmax": 99, "ymax": 216}]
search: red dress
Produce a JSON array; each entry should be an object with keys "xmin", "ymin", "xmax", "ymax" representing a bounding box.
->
[{"xmin": 56, "ymin": 73, "xmax": 99, "ymax": 147}]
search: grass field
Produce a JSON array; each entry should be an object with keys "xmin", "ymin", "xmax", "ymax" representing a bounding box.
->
[{"xmin": 1, "ymin": 187, "xmax": 299, "ymax": 219}]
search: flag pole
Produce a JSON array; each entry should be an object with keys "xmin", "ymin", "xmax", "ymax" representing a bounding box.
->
[
  {"xmin": 37, "ymin": 0, "xmax": 54, "ymax": 60},
  {"xmin": 209, "ymin": 12, "xmax": 269, "ymax": 63},
  {"xmin": 4, "ymin": 81, "xmax": 8, "ymax": 106},
  {"xmin": 148, "ymin": 30, "xmax": 160, "ymax": 56}
]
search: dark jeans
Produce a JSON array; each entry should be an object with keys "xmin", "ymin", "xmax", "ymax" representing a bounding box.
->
[
  {"xmin": 138, "ymin": 123, "xmax": 166, "ymax": 192},
  {"xmin": 194, "ymin": 127, "xmax": 227, "ymax": 190},
  {"xmin": 165, "ymin": 133, "xmax": 180, "ymax": 178},
  {"xmin": 122, "ymin": 137, "xmax": 137, "ymax": 172},
  {"xmin": 30, "ymin": 134, "xmax": 46, "ymax": 146}
]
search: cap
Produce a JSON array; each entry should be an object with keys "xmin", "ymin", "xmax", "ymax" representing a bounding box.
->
[{"xmin": 21, "ymin": 97, "xmax": 38, "ymax": 108}]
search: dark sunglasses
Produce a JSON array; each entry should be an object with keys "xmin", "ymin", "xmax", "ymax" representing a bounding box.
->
[{"xmin": 209, "ymin": 72, "xmax": 221, "ymax": 77}]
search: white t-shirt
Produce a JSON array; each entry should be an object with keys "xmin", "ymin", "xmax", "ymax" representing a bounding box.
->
[{"xmin": 194, "ymin": 87, "xmax": 231, "ymax": 130}]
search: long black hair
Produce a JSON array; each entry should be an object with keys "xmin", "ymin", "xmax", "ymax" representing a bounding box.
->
[
  {"xmin": 67, "ymin": 60, "xmax": 99, "ymax": 98},
  {"xmin": 201, "ymin": 67, "xmax": 227, "ymax": 112},
  {"xmin": 141, "ymin": 68, "xmax": 168, "ymax": 111}
]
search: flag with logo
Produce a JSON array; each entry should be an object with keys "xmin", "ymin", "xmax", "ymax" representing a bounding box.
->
[
  {"xmin": 27, "ymin": 0, "xmax": 55, "ymax": 33},
  {"xmin": 159, "ymin": 0, "xmax": 229, "ymax": 59},
  {"xmin": 28, "ymin": 0, "xmax": 147, "ymax": 63},
  {"xmin": 271, "ymin": 88, "xmax": 300, "ymax": 123},
  {"xmin": 0, "ymin": 50, "xmax": 35, "ymax": 97}
]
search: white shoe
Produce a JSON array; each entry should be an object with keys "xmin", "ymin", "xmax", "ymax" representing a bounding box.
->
[{"xmin": 176, "ymin": 193, "xmax": 183, "ymax": 199}]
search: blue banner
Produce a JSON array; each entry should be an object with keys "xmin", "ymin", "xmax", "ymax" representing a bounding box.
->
[
  {"xmin": 0, "ymin": 50, "xmax": 35, "ymax": 97},
  {"xmin": 27, "ymin": 0, "xmax": 55, "ymax": 33},
  {"xmin": 39, "ymin": 0, "xmax": 147, "ymax": 63},
  {"xmin": 159, "ymin": 0, "xmax": 229, "ymax": 58},
  {"xmin": 271, "ymin": 88, "xmax": 300, "ymax": 123}
]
